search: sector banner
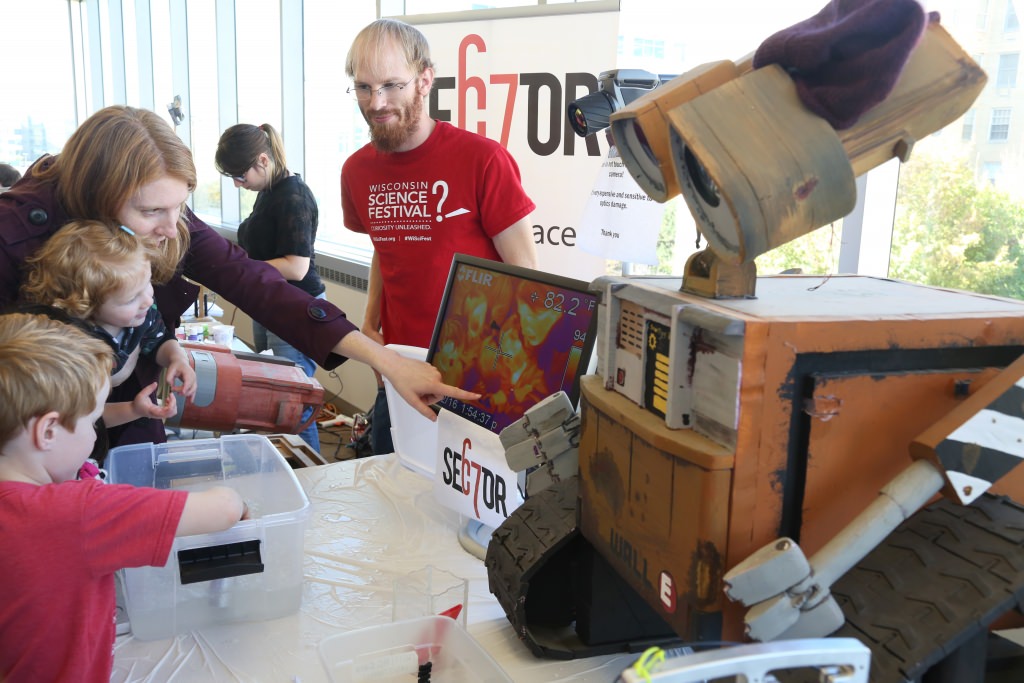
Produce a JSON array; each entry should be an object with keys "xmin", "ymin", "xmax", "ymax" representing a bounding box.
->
[{"xmin": 418, "ymin": 12, "xmax": 620, "ymax": 282}]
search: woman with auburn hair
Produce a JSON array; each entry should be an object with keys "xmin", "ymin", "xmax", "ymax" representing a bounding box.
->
[{"xmin": 0, "ymin": 105, "xmax": 478, "ymax": 449}]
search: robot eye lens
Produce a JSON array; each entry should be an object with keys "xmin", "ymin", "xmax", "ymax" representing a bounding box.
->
[
  {"xmin": 569, "ymin": 106, "xmax": 588, "ymax": 137},
  {"xmin": 683, "ymin": 145, "xmax": 720, "ymax": 208},
  {"xmin": 632, "ymin": 122, "xmax": 655, "ymax": 163},
  {"xmin": 574, "ymin": 110, "xmax": 586, "ymax": 128}
]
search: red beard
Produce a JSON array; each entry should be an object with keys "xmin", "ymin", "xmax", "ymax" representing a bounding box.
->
[{"xmin": 366, "ymin": 90, "xmax": 424, "ymax": 153}]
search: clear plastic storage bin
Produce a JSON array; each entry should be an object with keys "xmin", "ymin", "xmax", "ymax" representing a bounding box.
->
[
  {"xmin": 106, "ymin": 434, "xmax": 311, "ymax": 640},
  {"xmin": 318, "ymin": 616, "xmax": 512, "ymax": 683}
]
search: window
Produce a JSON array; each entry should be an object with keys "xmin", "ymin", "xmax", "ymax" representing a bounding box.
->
[
  {"xmin": 150, "ymin": 0, "xmax": 175, "ymax": 127},
  {"xmin": 186, "ymin": 0, "xmax": 220, "ymax": 217},
  {"xmin": 303, "ymin": 0, "xmax": 376, "ymax": 254},
  {"xmin": 978, "ymin": 0, "xmax": 990, "ymax": 30},
  {"xmin": 632, "ymin": 38, "xmax": 665, "ymax": 60},
  {"xmin": 890, "ymin": 2, "xmax": 1024, "ymax": 300},
  {"xmin": 983, "ymin": 161, "xmax": 1002, "ymax": 184},
  {"xmin": 0, "ymin": 3, "xmax": 77, "ymax": 170},
  {"xmin": 1006, "ymin": 0, "xmax": 1019, "ymax": 33},
  {"xmin": 990, "ymin": 107, "xmax": 1011, "ymax": 141},
  {"xmin": 235, "ymin": 0, "xmax": 283, "ymax": 219},
  {"xmin": 998, "ymin": 53, "xmax": 1019, "ymax": 88},
  {"xmin": 236, "ymin": 3, "xmax": 282, "ymax": 133},
  {"xmin": 962, "ymin": 109, "xmax": 975, "ymax": 140},
  {"xmin": 121, "ymin": 0, "xmax": 140, "ymax": 105}
]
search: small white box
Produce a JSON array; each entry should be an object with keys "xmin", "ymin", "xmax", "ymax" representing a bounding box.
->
[
  {"xmin": 106, "ymin": 434, "xmax": 310, "ymax": 640},
  {"xmin": 383, "ymin": 344, "xmax": 438, "ymax": 477}
]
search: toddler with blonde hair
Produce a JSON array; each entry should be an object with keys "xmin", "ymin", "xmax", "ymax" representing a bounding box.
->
[{"xmin": 22, "ymin": 220, "xmax": 196, "ymax": 432}]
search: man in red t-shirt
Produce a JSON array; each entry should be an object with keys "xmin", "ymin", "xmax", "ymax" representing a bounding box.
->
[{"xmin": 341, "ymin": 18, "xmax": 538, "ymax": 455}]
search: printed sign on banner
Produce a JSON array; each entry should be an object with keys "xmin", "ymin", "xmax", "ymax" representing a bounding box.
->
[
  {"xmin": 577, "ymin": 146, "xmax": 663, "ymax": 264},
  {"xmin": 433, "ymin": 409, "xmax": 523, "ymax": 529},
  {"xmin": 419, "ymin": 12, "xmax": 619, "ymax": 283}
]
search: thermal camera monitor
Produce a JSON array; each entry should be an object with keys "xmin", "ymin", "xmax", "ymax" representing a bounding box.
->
[{"xmin": 426, "ymin": 254, "xmax": 599, "ymax": 434}]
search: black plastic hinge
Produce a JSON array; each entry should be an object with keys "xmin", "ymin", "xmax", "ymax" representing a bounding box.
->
[{"xmin": 177, "ymin": 539, "xmax": 264, "ymax": 585}]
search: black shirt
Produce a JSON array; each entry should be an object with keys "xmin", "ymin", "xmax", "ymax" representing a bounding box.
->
[{"xmin": 237, "ymin": 174, "xmax": 325, "ymax": 297}]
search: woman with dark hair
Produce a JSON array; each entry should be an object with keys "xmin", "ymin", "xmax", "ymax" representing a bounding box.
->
[
  {"xmin": 216, "ymin": 122, "xmax": 324, "ymax": 452},
  {"xmin": 0, "ymin": 105, "xmax": 477, "ymax": 449}
]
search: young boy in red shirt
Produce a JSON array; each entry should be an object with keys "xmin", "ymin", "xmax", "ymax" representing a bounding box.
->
[{"xmin": 0, "ymin": 312, "xmax": 246, "ymax": 682}]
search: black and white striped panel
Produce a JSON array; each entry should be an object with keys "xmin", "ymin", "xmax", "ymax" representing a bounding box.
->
[{"xmin": 933, "ymin": 381, "xmax": 1024, "ymax": 505}]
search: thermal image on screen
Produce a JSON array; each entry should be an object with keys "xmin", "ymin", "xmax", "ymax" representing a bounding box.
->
[{"xmin": 428, "ymin": 256, "xmax": 598, "ymax": 434}]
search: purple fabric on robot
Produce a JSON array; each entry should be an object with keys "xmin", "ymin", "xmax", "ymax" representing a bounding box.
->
[{"xmin": 753, "ymin": 0, "xmax": 935, "ymax": 130}]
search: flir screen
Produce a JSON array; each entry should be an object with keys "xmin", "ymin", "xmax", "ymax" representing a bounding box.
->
[{"xmin": 426, "ymin": 254, "xmax": 599, "ymax": 434}]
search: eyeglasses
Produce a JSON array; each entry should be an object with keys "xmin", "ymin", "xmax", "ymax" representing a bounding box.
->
[
  {"xmin": 347, "ymin": 76, "xmax": 417, "ymax": 102},
  {"xmin": 220, "ymin": 169, "xmax": 248, "ymax": 182}
]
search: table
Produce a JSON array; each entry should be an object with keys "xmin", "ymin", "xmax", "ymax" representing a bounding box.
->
[{"xmin": 112, "ymin": 454, "xmax": 636, "ymax": 682}]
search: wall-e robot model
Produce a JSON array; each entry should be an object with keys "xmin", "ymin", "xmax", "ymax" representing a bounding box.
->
[{"xmin": 487, "ymin": 3, "xmax": 1024, "ymax": 681}]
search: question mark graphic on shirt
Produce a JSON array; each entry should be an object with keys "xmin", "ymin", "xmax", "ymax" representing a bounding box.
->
[{"xmin": 432, "ymin": 180, "xmax": 449, "ymax": 222}]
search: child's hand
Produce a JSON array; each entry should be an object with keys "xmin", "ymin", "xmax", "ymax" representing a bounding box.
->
[
  {"xmin": 134, "ymin": 381, "xmax": 179, "ymax": 419},
  {"xmin": 166, "ymin": 359, "xmax": 197, "ymax": 399}
]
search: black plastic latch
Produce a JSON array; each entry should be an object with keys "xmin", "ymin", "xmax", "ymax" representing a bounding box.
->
[{"xmin": 177, "ymin": 539, "xmax": 264, "ymax": 585}]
